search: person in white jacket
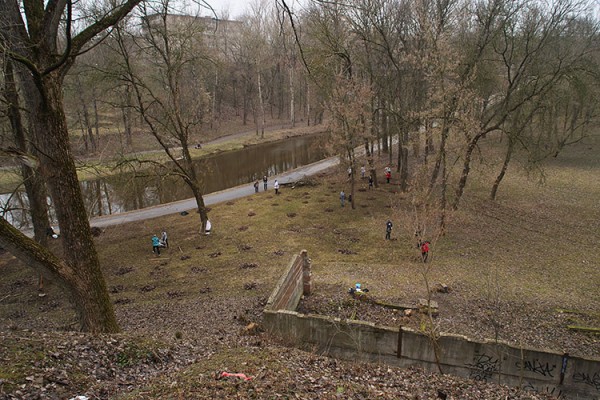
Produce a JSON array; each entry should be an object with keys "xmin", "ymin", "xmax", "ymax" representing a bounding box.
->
[{"xmin": 274, "ymin": 180, "xmax": 280, "ymax": 195}]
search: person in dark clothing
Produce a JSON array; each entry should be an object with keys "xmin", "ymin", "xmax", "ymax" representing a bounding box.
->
[
  {"xmin": 263, "ymin": 175, "xmax": 268, "ymax": 191},
  {"xmin": 254, "ymin": 180, "xmax": 259, "ymax": 193},
  {"xmin": 368, "ymin": 175, "xmax": 374, "ymax": 190},
  {"xmin": 385, "ymin": 220, "xmax": 393, "ymax": 240}
]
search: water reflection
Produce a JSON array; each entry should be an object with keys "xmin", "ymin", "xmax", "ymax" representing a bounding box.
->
[{"xmin": 2, "ymin": 134, "xmax": 329, "ymax": 229}]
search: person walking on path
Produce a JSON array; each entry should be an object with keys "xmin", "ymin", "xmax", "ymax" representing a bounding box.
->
[
  {"xmin": 274, "ymin": 180, "xmax": 280, "ymax": 195},
  {"xmin": 263, "ymin": 175, "xmax": 268, "ymax": 191},
  {"xmin": 152, "ymin": 234, "xmax": 161, "ymax": 256},
  {"xmin": 421, "ymin": 241, "xmax": 430, "ymax": 262},
  {"xmin": 161, "ymin": 230, "xmax": 169, "ymax": 248},
  {"xmin": 254, "ymin": 180, "xmax": 259, "ymax": 193},
  {"xmin": 340, "ymin": 190, "xmax": 346, "ymax": 207},
  {"xmin": 368, "ymin": 175, "xmax": 374, "ymax": 190},
  {"xmin": 361, "ymin": 165, "xmax": 366, "ymax": 179},
  {"xmin": 385, "ymin": 220, "xmax": 393, "ymax": 240}
]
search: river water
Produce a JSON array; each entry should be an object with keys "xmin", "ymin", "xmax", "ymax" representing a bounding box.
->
[{"xmin": 2, "ymin": 133, "xmax": 330, "ymax": 229}]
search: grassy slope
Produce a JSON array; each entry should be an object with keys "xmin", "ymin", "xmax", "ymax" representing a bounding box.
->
[
  {"xmin": 0, "ymin": 135, "xmax": 598, "ymax": 398},
  {"xmin": 83, "ymin": 135, "xmax": 600, "ymax": 335}
]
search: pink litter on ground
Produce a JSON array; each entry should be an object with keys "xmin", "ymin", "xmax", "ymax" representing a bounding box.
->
[{"xmin": 217, "ymin": 371, "xmax": 253, "ymax": 381}]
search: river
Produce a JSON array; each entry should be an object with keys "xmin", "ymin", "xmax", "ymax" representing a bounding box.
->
[{"xmin": 2, "ymin": 133, "xmax": 330, "ymax": 229}]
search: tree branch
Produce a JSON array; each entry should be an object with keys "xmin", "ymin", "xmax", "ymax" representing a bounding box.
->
[{"xmin": 0, "ymin": 217, "xmax": 75, "ymax": 289}]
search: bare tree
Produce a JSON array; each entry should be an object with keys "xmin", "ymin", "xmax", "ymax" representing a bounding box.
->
[
  {"xmin": 327, "ymin": 74, "xmax": 372, "ymax": 210},
  {"xmin": 111, "ymin": 1, "xmax": 212, "ymax": 232},
  {"xmin": 0, "ymin": 0, "xmax": 143, "ymax": 333},
  {"xmin": 1, "ymin": 59, "xmax": 52, "ymax": 251},
  {"xmin": 452, "ymin": 0, "xmax": 598, "ymax": 209}
]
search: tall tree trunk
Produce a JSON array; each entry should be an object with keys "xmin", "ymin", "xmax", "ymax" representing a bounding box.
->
[
  {"xmin": 348, "ymin": 148, "xmax": 356, "ymax": 210},
  {"xmin": 278, "ymin": 62, "xmax": 284, "ymax": 119},
  {"xmin": 190, "ymin": 183, "xmax": 208, "ymax": 233},
  {"xmin": 398, "ymin": 126, "xmax": 409, "ymax": 191},
  {"xmin": 76, "ymin": 77, "xmax": 96, "ymax": 152},
  {"xmin": 122, "ymin": 85, "xmax": 133, "ymax": 148},
  {"xmin": 3, "ymin": 61, "xmax": 51, "ymax": 248},
  {"xmin": 103, "ymin": 182, "xmax": 113, "ymax": 215},
  {"xmin": 289, "ymin": 62, "xmax": 295, "ymax": 127},
  {"xmin": 211, "ymin": 69, "xmax": 218, "ymax": 129},
  {"xmin": 257, "ymin": 71, "xmax": 265, "ymax": 138},
  {"xmin": 424, "ymin": 119, "xmax": 434, "ymax": 163},
  {"xmin": 4, "ymin": 60, "xmax": 52, "ymax": 292},
  {"xmin": 364, "ymin": 139, "xmax": 378, "ymax": 188},
  {"xmin": 243, "ymin": 81, "xmax": 249, "ymax": 126},
  {"xmin": 78, "ymin": 111, "xmax": 89, "ymax": 152},
  {"xmin": 439, "ymin": 144, "xmax": 448, "ymax": 235},
  {"xmin": 388, "ymin": 129, "xmax": 393, "ymax": 165},
  {"xmin": 306, "ymin": 83, "xmax": 311, "ymax": 126},
  {"xmin": 95, "ymin": 180, "xmax": 103, "ymax": 216},
  {"xmin": 430, "ymin": 123, "xmax": 449, "ymax": 191},
  {"xmin": 93, "ymin": 92, "xmax": 100, "ymax": 147},
  {"xmin": 233, "ymin": 78, "xmax": 239, "ymax": 117},
  {"xmin": 490, "ymin": 135, "xmax": 514, "ymax": 201},
  {"xmin": 0, "ymin": 0, "xmax": 141, "ymax": 333},
  {"xmin": 381, "ymin": 100, "xmax": 388, "ymax": 153},
  {"xmin": 453, "ymin": 132, "xmax": 485, "ymax": 210},
  {"xmin": 25, "ymin": 73, "xmax": 119, "ymax": 333}
]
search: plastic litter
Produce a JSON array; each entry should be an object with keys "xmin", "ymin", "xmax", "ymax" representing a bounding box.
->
[{"xmin": 216, "ymin": 371, "xmax": 253, "ymax": 381}]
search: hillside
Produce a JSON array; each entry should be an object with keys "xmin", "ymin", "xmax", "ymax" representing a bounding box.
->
[{"xmin": 0, "ymin": 134, "xmax": 598, "ymax": 399}]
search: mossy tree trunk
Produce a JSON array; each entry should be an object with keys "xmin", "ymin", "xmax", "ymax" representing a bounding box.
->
[
  {"xmin": 29, "ymin": 73, "xmax": 119, "ymax": 333},
  {"xmin": 3, "ymin": 60, "xmax": 51, "ymax": 248},
  {"xmin": 0, "ymin": 0, "xmax": 142, "ymax": 333},
  {"xmin": 0, "ymin": 217, "xmax": 119, "ymax": 333}
]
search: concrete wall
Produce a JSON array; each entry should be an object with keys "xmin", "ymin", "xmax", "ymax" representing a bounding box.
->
[
  {"xmin": 265, "ymin": 251, "xmax": 309, "ymax": 311},
  {"xmin": 264, "ymin": 309, "xmax": 600, "ymax": 399},
  {"xmin": 263, "ymin": 252, "xmax": 600, "ymax": 399}
]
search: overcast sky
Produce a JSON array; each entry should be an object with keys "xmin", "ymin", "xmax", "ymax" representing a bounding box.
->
[{"xmin": 210, "ymin": 0, "xmax": 306, "ymax": 20}]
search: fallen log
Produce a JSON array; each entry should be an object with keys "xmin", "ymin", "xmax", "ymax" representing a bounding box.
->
[{"xmin": 567, "ymin": 325, "xmax": 600, "ymax": 334}]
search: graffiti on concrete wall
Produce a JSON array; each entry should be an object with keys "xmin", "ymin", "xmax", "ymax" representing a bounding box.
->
[
  {"xmin": 572, "ymin": 371, "xmax": 600, "ymax": 391},
  {"xmin": 466, "ymin": 353, "xmax": 499, "ymax": 382},
  {"xmin": 522, "ymin": 381, "xmax": 565, "ymax": 399},
  {"xmin": 516, "ymin": 359, "xmax": 556, "ymax": 377}
]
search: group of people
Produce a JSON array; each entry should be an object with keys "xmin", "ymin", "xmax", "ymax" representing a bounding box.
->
[
  {"xmin": 353, "ymin": 165, "xmax": 392, "ymax": 189},
  {"xmin": 254, "ymin": 176, "xmax": 280, "ymax": 195},
  {"xmin": 151, "ymin": 221, "xmax": 213, "ymax": 256},
  {"xmin": 384, "ymin": 221, "xmax": 431, "ymax": 262},
  {"xmin": 339, "ymin": 190, "xmax": 353, "ymax": 207},
  {"xmin": 151, "ymin": 230, "xmax": 169, "ymax": 256}
]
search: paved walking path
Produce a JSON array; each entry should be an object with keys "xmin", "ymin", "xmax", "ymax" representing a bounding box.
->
[{"xmin": 88, "ymin": 156, "xmax": 341, "ymax": 228}]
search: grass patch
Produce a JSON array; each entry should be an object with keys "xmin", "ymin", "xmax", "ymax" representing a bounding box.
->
[{"xmin": 0, "ymin": 134, "xmax": 598, "ymax": 398}]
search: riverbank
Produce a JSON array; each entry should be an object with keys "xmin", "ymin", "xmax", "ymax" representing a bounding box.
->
[
  {"xmin": 0, "ymin": 137, "xmax": 597, "ymax": 399},
  {"xmin": 0, "ymin": 123, "xmax": 325, "ymax": 192}
]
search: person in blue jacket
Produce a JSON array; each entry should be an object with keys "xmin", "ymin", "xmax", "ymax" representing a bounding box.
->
[{"xmin": 151, "ymin": 234, "xmax": 161, "ymax": 256}]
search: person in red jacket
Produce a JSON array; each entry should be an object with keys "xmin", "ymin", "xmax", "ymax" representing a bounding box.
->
[{"xmin": 421, "ymin": 241, "xmax": 430, "ymax": 262}]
